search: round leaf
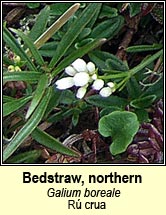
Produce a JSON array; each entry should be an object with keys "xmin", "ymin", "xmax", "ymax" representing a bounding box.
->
[{"xmin": 98, "ymin": 111, "xmax": 139, "ymax": 155}]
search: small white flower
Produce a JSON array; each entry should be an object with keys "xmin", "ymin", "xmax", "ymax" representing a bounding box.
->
[
  {"xmin": 65, "ymin": 66, "xmax": 77, "ymax": 76},
  {"xmin": 73, "ymin": 72, "xmax": 90, "ymax": 87},
  {"xmin": 55, "ymin": 77, "xmax": 74, "ymax": 89},
  {"xmin": 72, "ymin": 58, "xmax": 87, "ymax": 72},
  {"xmin": 87, "ymin": 62, "xmax": 96, "ymax": 74},
  {"xmin": 99, "ymin": 87, "xmax": 113, "ymax": 97},
  {"xmin": 92, "ymin": 79, "xmax": 104, "ymax": 90},
  {"xmin": 76, "ymin": 86, "xmax": 87, "ymax": 99}
]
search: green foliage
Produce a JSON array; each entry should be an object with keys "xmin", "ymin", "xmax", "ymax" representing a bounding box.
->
[
  {"xmin": 3, "ymin": 2, "xmax": 163, "ymax": 163},
  {"xmin": 98, "ymin": 111, "xmax": 139, "ymax": 155}
]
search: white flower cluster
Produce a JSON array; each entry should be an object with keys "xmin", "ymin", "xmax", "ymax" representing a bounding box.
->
[{"xmin": 55, "ymin": 58, "xmax": 115, "ymax": 99}]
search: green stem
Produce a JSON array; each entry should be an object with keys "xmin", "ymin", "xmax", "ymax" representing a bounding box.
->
[
  {"xmin": 129, "ymin": 49, "xmax": 163, "ymax": 76},
  {"xmin": 99, "ymin": 72, "xmax": 129, "ymax": 80}
]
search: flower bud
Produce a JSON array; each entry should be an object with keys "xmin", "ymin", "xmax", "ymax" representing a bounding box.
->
[
  {"xmin": 65, "ymin": 66, "xmax": 77, "ymax": 76},
  {"xmin": 73, "ymin": 72, "xmax": 90, "ymax": 86},
  {"xmin": 99, "ymin": 87, "xmax": 112, "ymax": 97},
  {"xmin": 92, "ymin": 79, "xmax": 104, "ymax": 90},
  {"xmin": 14, "ymin": 66, "xmax": 21, "ymax": 72},
  {"xmin": 55, "ymin": 77, "xmax": 74, "ymax": 89},
  {"xmin": 13, "ymin": 55, "xmax": 21, "ymax": 63},
  {"xmin": 76, "ymin": 86, "xmax": 87, "ymax": 99},
  {"xmin": 8, "ymin": 65, "xmax": 15, "ymax": 72},
  {"xmin": 72, "ymin": 58, "xmax": 87, "ymax": 72},
  {"xmin": 87, "ymin": 62, "xmax": 95, "ymax": 74}
]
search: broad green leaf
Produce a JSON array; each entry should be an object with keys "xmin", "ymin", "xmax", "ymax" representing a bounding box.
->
[
  {"xmin": 3, "ymin": 26, "xmax": 37, "ymax": 71},
  {"xmin": 86, "ymin": 95, "xmax": 128, "ymax": 108},
  {"xmin": 130, "ymin": 95, "xmax": 157, "ymax": 109},
  {"xmin": 98, "ymin": 111, "xmax": 139, "ymax": 155},
  {"xmin": 3, "ymin": 87, "xmax": 52, "ymax": 162},
  {"xmin": 49, "ymin": 3, "xmax": 102, "ymax": 68},
  {"xmin": 6, "ymin": 150, "xmax": 42, "ymax": 163},
  {"xmin": 10, "ymin": 28, "xmax": 45, "ymax": 66},
  {"xmin": 52, "ymin": 38, "xmax": 105, "ymax": 77},
  {"xmin": 3, "ymin": 96, "xmax": 32, "ymax": 117},
  {"xmin": 25, "ymin": 74, "xmax": 48, "ymax": 119},
  {"xmin": 33, "ymin": 3, "xmax": 80, "ymax": 52},
  {"xmin": 28, "ymin": 5, "xmax": 50, "ymax": 42},
  {"xmin": 126, "ymin": 44, "xmax": 163, "ymax": 53},
  {"xmin": 31, "ymin": 127, "xmax": 80, "ymax": 157},
  {"xmin": 3, "ymin": 72, "xmax": 41, "ymax": 82},
  {"xmin": 90, "ymin": 16, "xmax": 124, "ymax": 39}
]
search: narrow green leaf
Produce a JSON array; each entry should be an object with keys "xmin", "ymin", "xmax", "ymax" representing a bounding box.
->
[
  {"xmin": 3, "ymin": 95, "xmax": 16, "ymax": 103},
  {"xmin": 52, "ymin": 38, "xmax": 106, "ymax": 77},
  {"xmin": 3, "ymin": 72, "xmax": 41, "ymax": 82},
  {"xmin": 33, "ymin": 3, "xmax": 80, "ymax": 52},
  {"xmin": 86, "ymin": 95, "xmax": 128, "ymax": 108},
  {"xmin": 6, "ymin": 150, "xmax": 42, "ymax": 163},
  {"xmin": 98, "ymin": 111, "xmax": 139, "ymax": 155},
  {"xmin": 10, "ymin": 28, "xmax": 45, "ymax": 66},
  {"xmin": 49, "ymin": 3, "xmax": 102, "ymax": 68},
  {"xmin": 3, "ymin": 87, "xmax": 52, "ymax": 162},
  {"xmin": 3, "ymin": 26, "xmax": 37, "ymax": 71},
  {"xmin": 126, "ymin": 44, "xmax": 163, "ymax": 53},
  {"xmin": 28, "ymin": 6, "xmax": 49, "ymax": 42},
  {"xmin": 32, "ymin": 127, "xmax": 80, "ymax": 157},
  {"xmin": 25, "ymin": 74, "xmax": 48, "ymax": 119},
  {"xmin": 3, "ymin": 96, "xmax": 32, "ymax": 117},
  {"xmin": 90, "ymin": 16, "xmax": 124, "ymax": 40}
]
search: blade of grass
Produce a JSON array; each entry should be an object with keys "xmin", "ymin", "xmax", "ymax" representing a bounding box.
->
[
  {"xmin": 3, "ymin": 96, "xmax": 32, "ymax": 117},
  {"xmin": 25, "ymin": 74, "xmax": 48, "ymax": 119},
  {"xmin": 31, "ymin": 127, "xmax": 80, "ymax": 157},
  {"xmin": 3, "ymin": 87, "xmax": 52, "ymax": 162},
  {"xmin": 49, "ymin": 3, "xmax": 102, "ymax": 68}
]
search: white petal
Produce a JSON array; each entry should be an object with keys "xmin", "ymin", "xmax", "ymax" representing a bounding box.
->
[
  {"xmin": 87, "ymin": 62, "xmax": 95, "ymax": 74},
  {"xmin": 76, "ymin": 86, "xmax": 87, "ymax": 99},
  {"xmin": 55, "ymin": 77, "xmax": 74, "ymax": 89},
  {"xmin": 99, "ymin": 87, "xmax": 112, "ymax": 97},
  {"xmin": 65, "ymin": 66, "xmax": 77, "ymax": 76},
  {"xmin": 73, "ymin": 72, "xmax": 90, "ymax": 86},
  {"xmin": 92, "ymin": 79, "xmax": 104, "ymax": 90},
  {"xmin": 72, "ymin": 58, "xmax": 87, "ymax": 72}
]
